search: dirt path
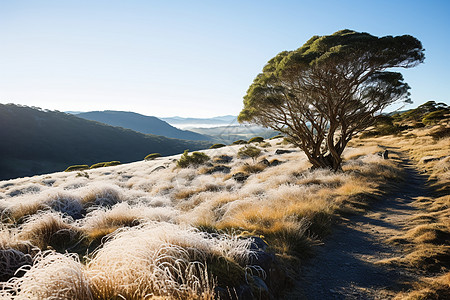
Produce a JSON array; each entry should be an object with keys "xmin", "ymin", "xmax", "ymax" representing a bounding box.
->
[{"xmin": 286, "ymin": 152, "xmax": 430, "ymax": 299}]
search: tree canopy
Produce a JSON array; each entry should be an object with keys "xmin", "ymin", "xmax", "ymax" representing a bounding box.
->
[{"xmin": 239, "ymin": 29, "xmax": 424, "ymax": 170}]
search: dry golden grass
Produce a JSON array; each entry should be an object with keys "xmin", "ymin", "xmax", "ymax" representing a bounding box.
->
[{"xmin": 361, "ymin": 123, "xmax": 450, "ymax": 298}]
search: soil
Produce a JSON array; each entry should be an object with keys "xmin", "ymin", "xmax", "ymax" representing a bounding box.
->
[{"xmin": 285, "ymin": 151, "xmax": 431, "ymax": 299}]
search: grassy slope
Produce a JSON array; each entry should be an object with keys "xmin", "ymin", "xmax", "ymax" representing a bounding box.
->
[
  {"xmin": 0, "ymin": 136, "xmax": 404, "ymax": 299},
  {"xmin": 0, "ymin": 114, "xmax": 447, "ymax": 298}
]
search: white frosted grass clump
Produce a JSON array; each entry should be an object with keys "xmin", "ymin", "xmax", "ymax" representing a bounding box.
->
[
  {"xmin": 85, "ymin": 222, "xmax": 252, "ymax": 298},
  {"xmin": 79, "ymin": 184, "xmax": 124, "ymax": 208},
  {"xmin": 18, "ymin": 212, "xmax": 79, "ymax": 250},
  {"xmin": 80, "ymin": 202, "xmax": 179, "ymax": 231},
  {"xmin": 6, "ymin": 184, "xmax": 41, "ymax": 198},
  {"xmin": 43, "ymin": 192, "xmax": 83, "ymax": 219},
  {"xmin": 1, "ymin": 251, "xmax": 93, "ymax": 300}
]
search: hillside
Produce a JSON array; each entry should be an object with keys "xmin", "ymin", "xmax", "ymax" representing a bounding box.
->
[
  {"xmin": 0, "ymin": 104, "xmax": 448, "ymax": 299},
  {"xmin": 76, "ymin": 111, "xmax": 211, "ymax": 141},
  {"xmin": 0, "ymin": 104, "xmax": 211, "ymax": 180}
]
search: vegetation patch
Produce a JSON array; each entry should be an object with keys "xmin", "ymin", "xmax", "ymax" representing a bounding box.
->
[
  {"xmin": 177, "ymin": 150, "xmax": 210, "ymax": 168},
  {"xmin": 209, "ymin": 143, "xmax": 226, "ymax": 149},
  {"xmin": 248, "ymin": 136, "xmax": 264, "ymax": 143},
  {"xmin": 144, "ymin": 153, "xmax": 162, "ymax": 160},
  {"xmin": 237, "ymin": 145, "xmax": 261, "ymax": 162},
  {"xmin": 64, "ymin": 165, "xmax": 89, "ymax": 172}
]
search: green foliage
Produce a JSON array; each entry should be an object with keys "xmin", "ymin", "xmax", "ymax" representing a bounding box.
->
[
  {"xmin": 144, "ymin": 153, "xmax": 162, "ymax": 160},
  {"xmin": 399, "ymin": 101, "xmax": 449, "ymax": 122},
  {"xmin": 248, "ymin": 136, "xmax": 264, "ymax": 143},
  {"xmin": 238, "ymin": 29, "xmax": 424, "ymax": 171},
  {"xmin": 209, "ymin": 143, "xmax": 226, "ymax": 149},
  {"xmin": 422, "ymin": 110, "xmax": 448, "ymax": 125},
  {"xmin": 64, "ymin": 165, "xmax": 89, "ymax": 172},
  {"xmin": 237, "ymin": 145, "xmax": 261, "ymax": 162},
  {"xmin": 232, "ymin": 139, "xmax": 247, "ymax": 145},
  {"xmin": 270, "ymin": 134, "xmax": 284, "ymax": 140},
  {"xmin": 177, "ymin": 150, "xmax": 210, "ymax": 168},
  {"xmin": 104, "ymin": 161, "xmax": 121, "ymax": 167},
  {"xmin": 90, "ymin": 161, "xmax": 121, "ymax": 169},
  {"xmin": 90, "ymin": 162, "xmax": 107, "ymax": 169}
]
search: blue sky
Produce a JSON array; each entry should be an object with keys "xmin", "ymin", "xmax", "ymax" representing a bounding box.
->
[{"xmin": 0, "ymin": 0, "xmax": 449, "ymax": 117}]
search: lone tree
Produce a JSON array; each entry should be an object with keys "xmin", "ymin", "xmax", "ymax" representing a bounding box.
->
[{"xmin": 238, "ymin": 30, "xmax": 424, "ymax": 171}]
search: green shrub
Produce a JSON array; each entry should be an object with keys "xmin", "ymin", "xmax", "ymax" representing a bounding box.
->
[
  {"xmin": 422, "ymin": 110, "xmax": 448, "ymax": 125},
  {"xmin": 89, "ymin": 161, "xmax": 121, "ymax": 169},
  {"xmin": 269, "ymin": 134, "xmax": 284, "ymax": 140},
  {"xmin": 177, "ymin": 150, "xmax": 210, "ymax": 168},
  {"xmin": 144, "ymin": 153, "xmax": 162, "ymax": 160},
  {"xmin": 90, "ymin": 162, "xmax": 107, "ymax": 169},
  {"xmin": 237, "ymin": 145, "xmax": 261, "ymax": 162},
  {"xmin": 232, "ymin": 139, "xmax": 247, "ymax": 145},
  {"xmin": 64, "ymin": 165, "xmax": 89, "ymax": 172},
  {"xmin": 104, "ymin": 161, "xmax": 121, "ymax": 167},
  {"xmin": 209, "ymin": 143, "xmax": 226, "ymax": 149},
  {"xmin": 248, "ymin": 136, "xmax": 264, "ymax": 143}
]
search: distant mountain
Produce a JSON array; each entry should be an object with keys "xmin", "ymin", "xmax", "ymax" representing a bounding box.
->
[
  {"xmin": 161, "ymin": 115, "xmax": 238, "ymax": 128},
  {"xmin": 76, "ymin": 111, "xmax": 211, "ymax": 141},
  {"xmin": 0, "ymin": 104, "xmax": 211, "ymax": 180},
  {"xmin": 188, "ymin": 125, "xmax": 279, "ymax": 144}
]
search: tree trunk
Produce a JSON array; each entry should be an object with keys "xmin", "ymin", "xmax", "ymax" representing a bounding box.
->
[{"xmin": 309, "ymin": 154, "xmax": 342, "ymax": 172}]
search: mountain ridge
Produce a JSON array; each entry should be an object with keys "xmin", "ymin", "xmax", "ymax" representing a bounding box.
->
[
  {"xmin": 76, "ymin": 111, "xmax": 211, "ymax": 141},
  {"xmin": 0, "ymin": 104, "xmax": 211, "ymax": 180}
]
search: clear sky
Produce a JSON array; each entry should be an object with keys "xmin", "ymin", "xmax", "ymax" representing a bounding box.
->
[{"xmin": 0, "ymin": 0, "xmax": 449, "ymax": 117}]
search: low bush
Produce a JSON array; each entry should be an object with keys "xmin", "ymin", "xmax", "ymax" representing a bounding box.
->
[
  {"xmin": 209, "ymin": 144, "xmax": 226, "ymax": 149},
  {"xmin": 64, "ymin": 165, "xmax": 89, "ymax": 172},
  {"xmin": 232, "ymin": 140, "xmax": 247, "ymax": 145},
  {"xmin": 237, "ymin": 146, "xmax": 261, "ymax": 162},
  {"xmin": 177, "ymin": 150, "xmax": 210, "ymax": 168},
  {"xmin": 104, "ymin": 161, "xmax": 121, "ymax": 167},
  {"xmin": 422, "ymin": 109, "xmax": 449, "ymax": 125},
  {"xmin": 269, "ymin": 134, "xmax": 284, "ymax": 140},
  {"xmin": 144, "ymin": 153, "xmax": 162, "ymax": 160},
  {"xmin": 90, "ymin": 162, "xmax": 107, "ymax": 169},
  {"xmin": 248, "ymin": 136, "xmax": 264, "ymax": 143}
]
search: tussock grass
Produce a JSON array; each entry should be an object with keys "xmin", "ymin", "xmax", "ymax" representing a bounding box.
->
[
  {"xmin": 0, "ymin": 137, "xmax": 410, "ymax": 297},
  {"xmin": 85, "ymin": 223, "xmax": 249, "ymax": 299},
  {"xmin": 1, "ymin": 251, "xmax": 93, "ymax": 300},
  {"xmin": 18, "ymin": 212, "xmax": 82, "ymax": 251},
  {"xmin": 81, "ymin": 185, "xmax": 123, "ymax": 208}
]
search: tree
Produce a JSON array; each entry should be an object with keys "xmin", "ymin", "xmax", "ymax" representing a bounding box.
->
[{"xmin": 238, "ymin": 30, "xmax": 424, "ymax": 171}]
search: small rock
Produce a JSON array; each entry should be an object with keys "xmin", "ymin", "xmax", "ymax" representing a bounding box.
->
[
  {"xmin": 206, "ymin": 165, "xmax": 231, "ymax": 174},
  {"xmin": 214, "ymin": 155, "xmax": 233, "ymax": 163},
  {"xmin": 269, "ymin": 159, "xmax": 282, "ymax": 167},
  {"xmin": 232, "ymin": 172, "xmax": 249, "ymax": 182},
  {"xmin": 275, "ymin": 149, "xmax": 292, "ymax": 155}
]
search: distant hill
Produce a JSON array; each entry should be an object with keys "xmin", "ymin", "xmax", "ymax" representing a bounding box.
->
[
  {"xmin": 0, "ymin": 104, "xmax": 211, "ymax": 180},
  {"xmin": 76, "ymin": 111, "xmax": 211, "ymax": 141}
]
